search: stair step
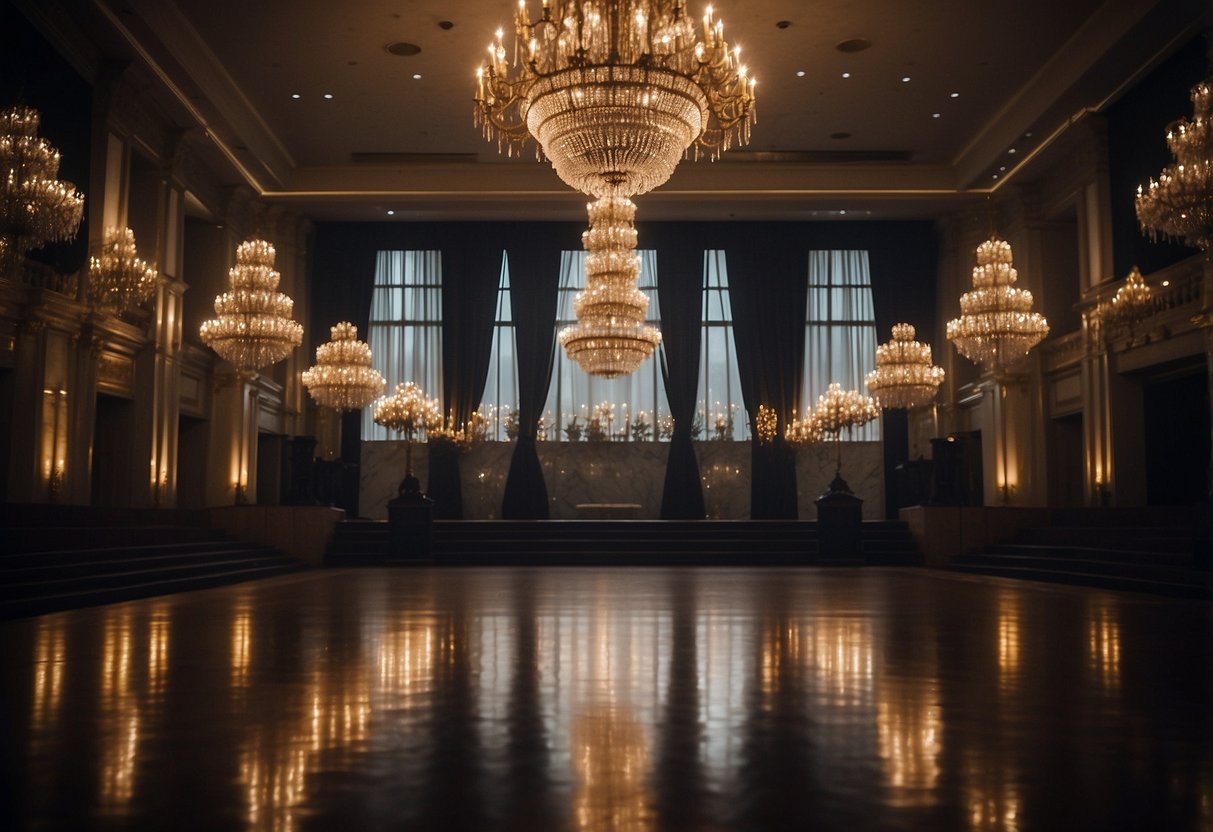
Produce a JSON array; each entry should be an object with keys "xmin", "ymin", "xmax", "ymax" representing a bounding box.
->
[{"xmin": 949, "ymin": 563, "xmax": 1212, "ymax": 600}]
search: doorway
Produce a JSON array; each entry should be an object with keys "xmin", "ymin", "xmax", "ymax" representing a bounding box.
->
[
  {"xmin": 92, "ymin": 393, "xmax": 134, "ymax": 507},
  {"xmin": 177, "ymin": 414, "xmax": 208, "ymax": 509},
  {"xmin": 1143, "ymin": 366, "xmax": 1209, "ymax": 506},
  {"xmin": 1048, "ymin": 413, "xmax": 1084, "ymax": 507}
]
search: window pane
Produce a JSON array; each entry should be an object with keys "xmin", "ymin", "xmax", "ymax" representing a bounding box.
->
[
  {"xmin": 481, "ymin": 252, "xmax": 518, "ymax": 440},
  {"xmin": 697, "ymin": 250, "xmax": 746, "ymax": 441}
]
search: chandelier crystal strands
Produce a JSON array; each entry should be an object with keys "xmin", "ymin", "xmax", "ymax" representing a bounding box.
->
[
  {"xmin": 199, "ymin": 239, "xmax": 303, "ymax": 375},
  {"xmin": 87, "ymin": 226, "xmax": 158, "ymax": 313},
  {"xmin": 301, "ymin": 322, "xmax": 386, "ymax": 412},
  {"xmin": 865, "ymin": 323, "xmax": 945, "ymax": 410},
  {"xmin": 0, "ymin": 105, "xmax": 84, "ymax": 276},
  {"xmin": 1135, "ymin": 77, "xmax": 1213, "ymax": 250},
  {"xmin": 946, "ymin": 235, "xmax": 1049, "ymax": 377},
  {"xmin": 475, "ymin": 0, "xmax": 756, "ymax": 376},
  {"xmin": 1101, "ymin": 265, "xmax": 1153, "ymax": 331},
  {"xmin": 558, "ymin": 196, "xmax": 662, "ymax": 376}
]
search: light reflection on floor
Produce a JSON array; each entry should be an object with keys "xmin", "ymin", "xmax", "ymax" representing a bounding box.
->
[{"xmin": 2, "ymin": 567, "xmax": 1211, "ymax": 831}]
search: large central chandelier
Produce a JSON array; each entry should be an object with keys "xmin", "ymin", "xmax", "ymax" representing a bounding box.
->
[
  {"xmin": 865, "ymin": 323, "xmax": 945, "ymax": 410},
  {"xmin": 475, "ymin": 0, "xmax": 756, "ymax": 376},
  {"xmin": 558, "ymin": 196, "xmax": 661, "ymax": 376},
  {"xmin": 301, "ymin": 322, "xmax": 385, "ymax": 411},
  {"xmin": 0, "ymin": 105, "xmax": 84, "ymax": 276},
  {"xmin": 946, "ymin": 235, "xmax": 1049, "ymax": 377},
  {"xmin": 199, "ymin": 239, "xmax": 302, "ymax": 375},
  {"xmin": 1136, "ymin": 77, "xmax": 1213, "ymax": 250},
  {"xmin": 87, "ymin": 226, "xmax": 158, "ymax": 313}
]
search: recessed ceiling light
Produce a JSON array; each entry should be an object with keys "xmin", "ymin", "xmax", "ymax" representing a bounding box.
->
[
  {"xmin": 992, "ymin": 174, "xmax": 999, "ymax": 180},
  {"xmin": 1025, "ymin": 131, "xmax": 1033, "ymax": 138},
  {"xmin": 836, "ymin": 38, "xmax": 871, "ymax": 53},
  {"xmin": 999, "ymin": 165, "xmax": 1006, "ymax": 171},
  {"xmin": 950, "ymin": 92, "xmax": 960, "ymax": 98},
  {"xmin": 901, "ymin": 76, "xmax": 911, "ymax": 83},
  {"xmin": 387, "ymin": 210, "xmax": 395, "ymax": 216},
  {"xmin": 385, "ymin": 42, "xmax": 422, "ymax": 57},
  {"xmin": 412, "ymin": 73, "xmax": 422, "ymax": 80},
  {"xmin": 323, "ymin": 93, "xmax": 334, "ymax": 99},
  {"xmin": 796, "ymin": 70, "xmax": 806, "ymax": 77},
  {"xmin": 932, "ymin": 112, "xmax": 941, "ymax": 118},
  {"xmin": 841, "ymin": 72, "xmax": 851, "ymax": 79},
  {"xmin": 1007, "ymin": 147, "xmax": 1016, "ymax": 154},
  {"xmin": 291, "ymin": 93, "xmax": 301, "ymax": 99},
  {"xmin": 1162, "ymin": 280, "xmax": 1170, "ymax": 287}
]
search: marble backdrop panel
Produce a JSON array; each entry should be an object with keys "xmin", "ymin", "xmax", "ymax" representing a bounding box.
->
[{"xmin": 360, "ymin": 440, "xmax": 885, "ymax": 520}]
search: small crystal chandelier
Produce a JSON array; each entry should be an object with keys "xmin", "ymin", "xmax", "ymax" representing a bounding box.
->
[
  {"xmin": 946, "ymin": 235, "xmax": 1049, "ymax": 377},
  {"xmin": 787, "ymin": 383, "xmax": 879, "ymax": 493},
  {"xmin": 87, "ymin": 226, "xmax": 158, "ymax": 313},
  {"xmin": 1100, "ymin": 265, "xmax": 1153, "ymax": 333},
  {"xmin": 301, "ymin": 322, "xmax": 385, "ymax": 411},
  {"xmin": 373, "ymin": 381, "xmax": 443, "ymax": 482},
  {"xmin": 199, "ymin": 239, "xmax": 303, "ymax": 375},
  {"xmin": 476, "ymin": 0, "xmax": 755, "ymax": 376},
  {"xmin": 865, "ymin": 323, "xmax": 945, "ymax": 409},
  {"xmin": 0, "ymin": 105, "xmax": 85, "ymax": 275},
  {"xmin": 1136, "ymin": 77, "xmax": 1213, "ymax": 250},
  {"xmin": 558, "ymin": 197, "xmax": 661, "ymax": 376}
]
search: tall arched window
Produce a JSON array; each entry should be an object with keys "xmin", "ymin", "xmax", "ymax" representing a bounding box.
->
[
  {"xmin": 544, "ymin": 250, "xmax": 669, "ymax": 440},
  {"xmin": 699, "ymin": 250, "xmax": 747, "ymax": 440},
  {"xmin": 803, "ymin": 249, "xmax": 880, "ymax": 441},
  {"xmin": 362, "ymin": 250, "xmax": 443, "ymax": 441},
  {"xmin": 480, "ymin": 252, "xmax": 518, "ymax": 440}
]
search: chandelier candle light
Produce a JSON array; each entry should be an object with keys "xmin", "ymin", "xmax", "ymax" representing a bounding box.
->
[
  {"xmin": 865, "ymin": 323, "xmax": 945, "ymax": 410},
  {"xmin": 0, "ymin": 105, "xmax": 84, "ymax": 276},
  {"xmin": 373, "ymin": 381, "xmax": 443, "ymax": 481},
  {"xmin": 301, "ymin": 322, "xmax": 385, "ymax": 411},
  {"xmin": 788, "ymin": 383, "xmax": 879, "ymax": 493},
  {"xmin": 475, "ymin": 0, "xmax": 756, "ymax": 377},
  {"xmin": 87, "ymin": 226, "xmax": 158, "ymax": 313},
  {"xmin": 200, "ymin": 239, "xmax": 303, "ymax": 375},
  {"xmin": 946, "ymin": 235, "xmax": 1049, "ymax": 378},
  {"xmin": 1136, "ymin": 77, "xmax": 1213, "ymax": 250}
]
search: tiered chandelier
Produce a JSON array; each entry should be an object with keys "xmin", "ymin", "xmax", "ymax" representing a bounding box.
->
[
  {"xmin": 301, "ymin": 322, "xmax": 385, "ymax": 411},
  {"xmin": 946, "ymin": 235, "xmax": 1049, "ymax": 377},
  {"xmin": 865, "ymin": 323, "xmax": 945, "ymax": 410},
  {"xmin": 558, "ymin": 196, "xmax": 661, "ymax": 376},
  {"xmin": 372, "ymin": 382, "xmax": 443, "ymax": 440},
  {"xmin": 1136, "ymin": 77, "xmax": 1213, "ymax": 250},
  {"xmin": 475, "ymin": 0, "xmax": 756, "ymax": 376},
  {"xmin": 1102, "ymin": 265, "xmax": 1153, "ymax": 330},
  {"xmin": 199, "ymin": 239, "xmax": 302, "ymax": 375},
  {"xmin": 0, "ymin": 105, "xmax": 84, "ymax": 276},
  {"xmin": 87, "ymin": 226, "xmax": 158, "ymax": 313}
]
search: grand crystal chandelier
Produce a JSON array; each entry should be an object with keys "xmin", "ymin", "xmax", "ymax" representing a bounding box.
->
[
  {"xmin": 0, "ymin": 105, "xmax": 84, "ymax": 276},
  {"xmin": 865, "ymin": 323, "xmax": 945, "ymax": 410},
  {"xmin": 87, "ymin": 226, "xmax": 158, "ymax": 313},
  {"xmin": 301, "ymin": 322, "xmax": 385, "ymax": 411},
  {"xmin": 475, "ymin": 0, "xmax": 756, "ymax": 376},
  {"xmin": 946, "ymin": 235, "xmax": 1049, "ymax": 377},
  {"xmin": 1135, "ymin": 77, "xmax": 1213, "ymax": 250},
  {"xmin": 199, "ymin": 239, "xmax": 302, "ymax": 375},
  {"xmin": 558, "ymin": 196, "xmax": 662, "ymax": 376}
]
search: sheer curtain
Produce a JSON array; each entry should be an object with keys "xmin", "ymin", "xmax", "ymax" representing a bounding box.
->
[
  {"xmin": 480, "ymin": 252, "xmax": 519, "ymax": 440},
  {"xmin": 544, "ymin": 249, "xmax": 669, "ymax": 439},
  {"xmin": 803, "ymin": 249, "xmax": 880, "ymax": 441},
  {"xmin": 699, "ymin": 250, "xmax": 746, "ymax": 440},
  {"xmin": 363, "ymin": 250, "xmax": 444, "ymax": 441}
]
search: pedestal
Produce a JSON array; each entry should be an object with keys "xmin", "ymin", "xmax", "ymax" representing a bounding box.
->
[
  {"xmin": 815, "ymin": 473, "xmax": 863, "ymax": 562},
  {"xmin": 387, "ymin": 473, "xmax": 433, "ymax": 561}
]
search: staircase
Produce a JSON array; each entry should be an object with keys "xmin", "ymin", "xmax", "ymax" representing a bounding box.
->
[
  {"xmin": 1, "ymin": 506, "xmax": 306, "ymax": 619},
  {"xmin": 948, "ymin": 508, "xmax": 1211, "ymax": 599},
  {"xmin": 325, "ymin": 519, "xmax": 923, "ymax": 567}
]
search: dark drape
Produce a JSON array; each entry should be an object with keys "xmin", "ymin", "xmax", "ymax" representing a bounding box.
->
[
  {"xmin": 725, "ymin": 227, "xmax": 807, "ymax": 519},
  {"xmin": 649, "ymin": 224, "xmax": 707, "ymax": 519},
  {"xmin": 429, "ymin": 232, "xmax": 506, "ymax": 519},
  {"xmin": 310, "ymin": 224, "xmax": 380, "ymax": 516},
  {"xmin": 501, "ymin": 227, "xmax": 572, "ymax": 519}
]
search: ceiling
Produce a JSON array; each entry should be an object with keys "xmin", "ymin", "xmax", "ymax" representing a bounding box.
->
[{"xmin": 25, "ymin": 0, "xmax": 1213, "ymax": 222}]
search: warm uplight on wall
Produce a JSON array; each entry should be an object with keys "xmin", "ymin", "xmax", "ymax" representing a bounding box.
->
[{"xmin": 41, "ymin": 387, "xmax": 67, "ymax": 501}]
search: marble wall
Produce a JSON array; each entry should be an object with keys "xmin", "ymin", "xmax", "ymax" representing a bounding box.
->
[{"xmin": 360, "ymin": 440, "xmax": 885, "ymax": 521}]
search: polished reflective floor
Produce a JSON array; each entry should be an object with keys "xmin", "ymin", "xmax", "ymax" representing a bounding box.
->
[{"xmin": 2, "ymin": 567, "xmax": 1211, "ymax": 831}]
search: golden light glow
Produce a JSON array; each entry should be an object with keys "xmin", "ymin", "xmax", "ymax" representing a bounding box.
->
[
  {"xmin": 996, "ymin": 591, "xmax": 1020, "ymax": 688},
  {"xmin": 231, "ymin": 599, "xmax": 253, "ymax": 688},
  {"xmin": 31, "ymin": 619, "xmax": 66, "ymax": 731},
  {"xmin": 1086, "ymin": 600, "xmax": 1121, "ymax": 692}
]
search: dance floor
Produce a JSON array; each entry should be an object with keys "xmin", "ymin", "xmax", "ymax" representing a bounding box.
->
[{"xmin": 2, "ymin": 566, "xmax": 1211, "ymax": 831}]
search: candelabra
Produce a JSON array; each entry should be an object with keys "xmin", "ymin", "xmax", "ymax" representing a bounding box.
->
[
  {"xmin": 946, "ymin": 235, "xmax": 1049, "ymax": 378},
  {"xmin": 87, "ymin": 226, "xmax": 158, "ymax": 314},
  {"xmin": 788, "ymin": 383, "xmax": 879, "ymax": 493},
  {"xmin": 1136, "ymin": 77, "xmax": 1213, "ymax": 250},
  {"xmin": 373, "ymin": 382, "xmax": 442, "ymax": 486},
  {"xmin": 865, "ymin": 323, "xmax": 945, "ymax": 410},
  {"xmin": 301, "ymin": 322, "xmax": 385, "ymax": 412},
  {"xmin": 199, "ymin": 239, "xmax": 303, "ymax": 375},
  {"xmin": 0, "ymin": 105, "xmax": 84, "ymax": 277},
  {"xmin": 476, "ymin": 0, "xmax": 755, "ymax": 376}
]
